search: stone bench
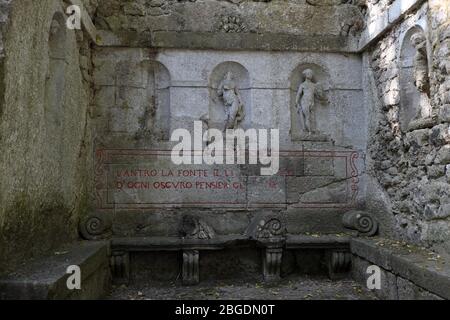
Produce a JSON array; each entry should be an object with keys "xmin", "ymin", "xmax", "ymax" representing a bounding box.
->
[
  {"xmin": 108, "ymin": 234, "xmax": 354, "ymax": 285},
  {"xmin": 351, "ymin": 237, "xmax": 450, "ymax": 300},
  {"xmin": 287, "ymin": 234, "xmax": 352, "ymax": 279},
  {"xmin": 77, "ymin": 211, "xmax": 376, "ymax": 285},
  {"xmin": 110, "ymin": 234, "xmax": 280, "ymax": 285},
  {"xmin": 0, "ymin": 241, "xmax": 110, "ymax": 300}
]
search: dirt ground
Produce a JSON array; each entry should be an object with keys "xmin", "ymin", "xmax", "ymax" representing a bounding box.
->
[{"xmin": 108, "ymin": 275, "xmax": 377, "ymax": 300}]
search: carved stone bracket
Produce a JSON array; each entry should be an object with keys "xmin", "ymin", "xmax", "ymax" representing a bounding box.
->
[
  {"xmin": 79, "ymin": 212, "xmax": 112, "ymax": 240},
  {"xmin": 326, "ymin": 250, "xmax": 352, "ymax": 280},
  {"xmin": 262, "ymin": 246, "xmax": 283, "ymax": 282},
  {"xmin": 342, "ymin": 210, "xmax": 379, "ymax": 236},
  {"xmin": 182, "ymin": 250, "xmax": 200, "ymax": 285},
  {"xmin": 110, "ymin": 251, "xmax": 130, "ymax": 285}
]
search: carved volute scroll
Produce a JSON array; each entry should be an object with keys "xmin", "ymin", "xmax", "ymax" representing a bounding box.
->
[
  {"xmin": 342, "ymin": 210, "xmax": 379, "ymax": 236},
  {"xmin": 79, "ymin": 213, "xmax": 112, "ymax": 240},
  {"xmin": 246, "ymin": 214, "xmax": 287, "ymax": 242}
]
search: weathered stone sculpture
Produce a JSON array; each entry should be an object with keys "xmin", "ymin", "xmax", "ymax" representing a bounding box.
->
[
  {"xmin": 295, "ymin": 69, "xmax": 327, "ymax": 134},
  {"xmin": 411, "ymin": 32, "xmax": 429, "ymax": 95},
  {"xmin": 408, "ymin": 32, "xmax": 433, "ymax": 130},
  {"xmin": 255, "ymin": 218, "xmax": 286, "ymax": 240},
  {"xmin": 217, "ymin": 71, "xmax": 245, "ymax": 131},
  {"xmin": 180, "ymin": 215, "xmax": 215, "ymax": 240}
]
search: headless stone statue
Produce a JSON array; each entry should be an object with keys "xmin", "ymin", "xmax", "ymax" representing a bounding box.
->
[
  {"xmin": 295, "ymin": 69, "xmax": 326, "ymax": 134},
  {"xmin": 411, "ymin": 32, "xmax": 432, "ymax": 121},
  {"xmin": 217, "ymin": 71, "xmax": 245, "ymax": 131},
  {"xmin": 411, "ymin": 32, "xmax": 429, "ymax": 94}
]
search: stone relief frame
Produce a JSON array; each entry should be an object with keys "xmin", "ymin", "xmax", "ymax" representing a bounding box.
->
[
  {"xmin": 208, "ymin": 61, "xmax": 251, "ymax": 132},
  {"xmin": 289, "ymin": 63, "xmax": 331, "ymax": 141},
  {"xmin": 398, "ymin": 24, "xmax": 433, "ymax": 132}
]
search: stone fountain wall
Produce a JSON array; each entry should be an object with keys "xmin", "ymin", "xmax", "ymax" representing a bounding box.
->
[
  {"xmin": 89, "ymin": 0, "xmax": 368, "ymax": 238},
  {"xmin": 0, "ymin": 0, "xmax": 449, "ymax": 278}
]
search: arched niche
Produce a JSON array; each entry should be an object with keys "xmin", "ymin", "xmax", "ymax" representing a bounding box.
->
[
  {"xmin": 289, "ymin": 63, "xmax": 331, "ymax": 140},
  {"xmin": 141, "ymin": 61, "xmax": 171, "ymax": 141},
  {"xmin": 113, "ymin": 59, "xmax": 171, "ymax": 141},
  {"xmin": 44, "ymin": 12, "xmax": 67, "ymax": 161},
  {"xmin": 399, "ymin": 26, "xmax": 431, "ymax": 132},
  {"xmin": 208, "ymin": 61, "xmax": 251, "ymax": 131}
]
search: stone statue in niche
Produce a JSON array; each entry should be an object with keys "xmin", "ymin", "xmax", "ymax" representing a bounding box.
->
[
  {"xmin": 409, "ymin": 32, "xmax": 433, "ymax": 130},
  {"xmin": 295, "ymin": 69, "xmax": 327, "ymax": 135},
  {"xmin": 411, "ymin": 32, "xmax": 429, "ymax": 95},
  {"xmin": 217, "ymin": 71, "xmax": 245, "ymax": 131}
]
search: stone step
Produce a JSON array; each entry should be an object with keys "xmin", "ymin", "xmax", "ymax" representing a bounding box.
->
[
  {"xmin": 351, "ymin": 237, "xmax": 450, "ymax": 300},
  {"xmin": 0, "ymin": 241, "xmax": 110, "ymax": 300}
]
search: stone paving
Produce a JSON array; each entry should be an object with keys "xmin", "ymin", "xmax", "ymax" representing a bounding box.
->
[{"xmin": 108, "ymin": 275, "xmax": 377, "ymax": 300}]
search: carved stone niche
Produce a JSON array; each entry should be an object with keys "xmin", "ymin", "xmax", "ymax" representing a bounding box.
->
[
  {"xmin": 109, "ymin": 60, "xmax": 171, "ymax": 142},
  {"xmin": 399, "ymin": 27, "xmax": 434, "ymax": 132},
  {"xmin": 290, "ymin": 63, "xmax": 331, "ymax": 142},
  {"xmin": 137, "ymin": 61, "xmax": 171, "ymax": 141},
  {"xmin": 208, "ymin": 62, "xmax": 251, "ymax": 133}
]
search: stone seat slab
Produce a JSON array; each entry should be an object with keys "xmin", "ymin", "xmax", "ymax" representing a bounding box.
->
[
  {"xmin": 351, "ymin": 237, "xmax": 450, "ymax": 299},
  {"xmin": 0, "ymin": 241, "xmax": 109, "ymax": 300},
  {"xmin": 286, "ymin": 234, "xmax": 351, "ymax": 249},
  {"xmin": 110, "ymin": 235, "xmax": 249, "ymax": 252}
]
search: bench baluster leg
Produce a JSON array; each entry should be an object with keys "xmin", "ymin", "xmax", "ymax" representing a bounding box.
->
[
  {"xmin": 327, "ymin": 250, "xmax": 351, "ymax": 280},
  {"xmin": 111, "ymin": 251, "xmax": 130, "ymax": 285},
  {"xmin": 263, "ymin": 247, "xmax": 283, "ymax": 281},
  {"xmin": 182, "ymin": 250, "xmax": 199, "ymax": 285}
]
